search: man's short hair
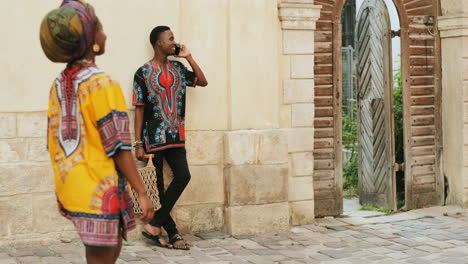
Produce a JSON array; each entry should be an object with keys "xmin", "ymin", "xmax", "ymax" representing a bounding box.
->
[{"xmin": 150, "ymin": 26, "xmax": 171, "ymax": 47}]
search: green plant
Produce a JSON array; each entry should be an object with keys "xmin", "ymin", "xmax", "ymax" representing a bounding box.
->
[
  {"xmin": 393, "ymin": 64, "xmax": 404, "ymax": 164},
  {"xmin": 397, "ymin": 199, "xmax": 405, "ymax": 209},
  {"xmin": 417, "ymin": 216, "xmax": 434, "ymax": 219},
  {"xmin": 359, "ymin": 204, "xmax": 393, "ymax": 214},
  {"xmin": 342, "ymin": 101, "xmax": 358, "ymax": 191},
  {"xmin": 343, "ymin": 186, "xmax": 358, "ymax": 199},
  {"xmin": 393, "ymin": 59, "xmax": 405, "ymax": 208}
]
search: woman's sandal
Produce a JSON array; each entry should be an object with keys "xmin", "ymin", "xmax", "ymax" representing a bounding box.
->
[
  {"xmin": 142, "ymin": 231, "xmax": 170, "ymax": 249},
  {"xmin": 169, "ymin": 234, "xmax": 190, "ymax": 251}
]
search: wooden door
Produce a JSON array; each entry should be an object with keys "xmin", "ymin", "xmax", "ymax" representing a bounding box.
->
[{"xmin": 356, "ymin": 0, "xmax": 396, "ymax": 210}]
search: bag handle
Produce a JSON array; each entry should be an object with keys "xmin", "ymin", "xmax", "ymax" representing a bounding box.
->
[{"xmin": 144, "ymin": 154, "xmax": 155, "ymax": 168}]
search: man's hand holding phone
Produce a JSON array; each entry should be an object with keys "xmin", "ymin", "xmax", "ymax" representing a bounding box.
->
[{"xmin": 175, "ymin": 44, "xmax": 191, "ymax": 58}]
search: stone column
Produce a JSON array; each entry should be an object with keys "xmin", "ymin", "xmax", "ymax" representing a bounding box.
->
[
  {"xmin": 279, "ymin": 0, "xmax": 321, "ymax": 225},
  {"xmin": 438, "ymin": 5, "xmax": 468, "ymax": 207}
]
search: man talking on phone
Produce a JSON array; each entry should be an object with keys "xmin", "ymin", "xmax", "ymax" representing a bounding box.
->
[{"xmin": 132, "ymin": 26, "xmax": 208, "ymax": 250}]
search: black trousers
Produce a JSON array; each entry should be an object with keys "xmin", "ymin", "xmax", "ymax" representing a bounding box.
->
[{"xmin": 149, "ymin": 147, "xmax": 191, "ymax": 237}]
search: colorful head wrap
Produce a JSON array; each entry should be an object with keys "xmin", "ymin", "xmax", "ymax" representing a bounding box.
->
[{"xmin": 40, "ymin": 0, "xmax": 98, "ymax": 63}]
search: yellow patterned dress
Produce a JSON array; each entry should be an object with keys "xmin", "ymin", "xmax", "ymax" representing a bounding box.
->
[{"xmin": 47, "ymin": 63, "xmax": 135, "ymax": 247}]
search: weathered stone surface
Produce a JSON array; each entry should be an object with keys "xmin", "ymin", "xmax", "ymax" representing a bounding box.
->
[
  {"xmin": 278, "ymin": 2, "xmax": 321, "ymax": 31},
  {"xmin": 291, "ymin": 152, "xmax": 313, "ymax": 176},
  {"xmin": 283, "ymin": 80, "xmax": 314, "ymax": 104},
  {"xmin": 41, "ymin": 256, "xmax": 67, "ymax": 264},
  {"xmin": 0, "ymin": 259, "xmax": 16, "ymax": 264},
  {"xmin": 178, "ymin": 165, "xmax": 224, "ymax": 206},
  {"xmin": 26, "ymin": 137, "xmax": 49, "ymax": 162},
  {"xmin": 283, "ymin": 30, "xmax": 314, "ymax": 54},
  {"xmin": 281, "ymin": 0, "xmax": 315, "ymax": 4},
  {"xmin": 172, "ymin": 205, "xmax": 224, "ymax": 234},
  {"xmin": 119, "ymin": 254, "xmax": 141, "ymax": 262},
  {"xmin": 0, "ymin": 207, "xmax": 7, "ymax": 237},
  {"xmin": 288, "ymin": 176, "xmax": 314, "ymax": 201},
  {"xmin": 224, "ymin": 131, "xmax": 258, "ymax": 165},
  {"xmin": 0, "ymin": 195, "xmax": 32, "ymax": 236},
  {"xmin": 288, "ymin": 128, "xmax": 314, "ymax": 153},
  {"xmin": 464, "ymin": 82, "xmax": 468, "ymax": 103},
  {"xmin": 127, "ymin": 110, "xmax": 135, "ymax": 135},
  {"xmin": 464, "ymin": 124, "xmax": 468, "ymax": 146},
  {"xmin": 439, "ymin": 16, "xmax": 468, "ymax": 38},
  {"xmin": 17, "ymin": 112, "xmax": 47, "ymax": 138},
  {"xmin": 415, "ymin": 245, "xmax": 442, "ymax": 253},
  {"xmin": 186, "ymin": 131, "xmax": 224, "ymax": 165},
  {"xmin": 0, "ymin": 140, "xmax": 21, "ymax": 163},
  {"xmin": 290, "ymin": 200, "xmax": 315, "ymax": 226},
  {"xmin": 32, "ymin": 193, "xmax": 74, "ymax": 234},
  {"xmin": 16, "ymin": 256, "xmax": 41, "ymax": 263},
  {"xmin": 290, "ymin": 55, "xmax": 314, "ymax": 79},
  {"xmin": 258, "ymin": 130, "xmax": 288, "ymax": 165},
  {"xmin": 0, "ymin": 113, "xmax": 16, "ymax": 139},
  {"xmin": 0, "ymin": 138, "xmax": 48, "ymax": 163},
  {"xmin": 279, "ymin": 105, "xmax": 292, "ymax": 128},
  {"xmin": 226, "ymin": 203, "xmax": 290, "ymax": 235},
  {"xmin": 126, "ymin": 218, "xmax": 145, "ymax": 241},
  {"xmin": 197, "ymin": 231, "xmax": 230, "ymax": 240},
  {"xmin": 0, "ymin": 163, "xmax": 54, "ymax": 195},
  {"xmin": 2, "ymin": 206, "xmax": 468, "ymax": 262},
  {"xmin": 162, "ymin": 159, "xmax": 174, "ymax": 190},
  {"xmin": 464, "ymin": 187, "xmax": 468, "ymax": 207},
  {"xmin": 292, "ymin": 104, "xmax": 314, "ymax": 128},
  {"xmin": 226, "ymin": 165, "xmax": 288, "ymax": 206},
  {"xmin": 318, "ymin": 249, "xmax": 352, "ymax": 259}
]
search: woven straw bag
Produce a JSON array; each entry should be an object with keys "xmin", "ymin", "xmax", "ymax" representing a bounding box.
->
[{"xmin": 130, "ymin": 155, "xmax": 161, "ymax": 214}]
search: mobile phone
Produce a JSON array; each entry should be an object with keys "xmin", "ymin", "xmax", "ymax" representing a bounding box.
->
[{"xmin": 174, "ymin": 45, "xmax": 181, "ymax": 56}]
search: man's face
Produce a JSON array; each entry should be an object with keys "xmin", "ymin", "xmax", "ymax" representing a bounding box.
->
[{"xmin": 157, "ymin": 30, "xmax": 176, "ymax": 55}]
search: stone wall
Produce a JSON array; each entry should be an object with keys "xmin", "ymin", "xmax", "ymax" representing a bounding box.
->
[
  {"xmin": 0, "ymin": 110, "xmax": 227, "ymax": 245},
  {"xmin": 157, "ymin": 130, "xmax": 226, "ymax": 236},
  {"xmin": 0, "ymin": 112, "xmax": 315, "ymax": 244},
  {"xmin": 0, "ymin": 112, "xmax": 77, "ymax": 246},
  {"xmin": 224, "ymin": 130, "xmax": 290, "ymax": 235},
  {"xmin": 0, "ymin": 0, "xmax": 321, "ymax": 245},
  {"xmin": 439, "ymin": 1, "xmax": 468, "ymax": 208}
]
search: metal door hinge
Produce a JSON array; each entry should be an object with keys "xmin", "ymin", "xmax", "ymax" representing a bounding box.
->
[
  {"xmin": 395, "ymin": 163, "xmax": 405, "ymax": 172},
  {"xmin": 391, "ymin": 30, "xmax": 401, "ymax": 38}
]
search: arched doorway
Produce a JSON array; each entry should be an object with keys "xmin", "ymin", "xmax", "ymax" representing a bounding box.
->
[{"xmin": 313, "ymin": 0, "xmax": 443, "ymax": 217}]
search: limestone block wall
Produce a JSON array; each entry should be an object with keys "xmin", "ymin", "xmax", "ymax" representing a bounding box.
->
[
  {"xmin": 0, "ymin": 112, "xmax": 77, "ymax": 246},
  {"xmin": 439, "ymin": 1, "xmax": 468, "ymax": 208},
  {"xmin": 224, "ymin": 130, "xmax": 290, "ymax": 235},
  {"xmin": 0, "ymin": 0, "xmax": 321, "ymax": 245},
  {"xmin": 0, "ymin": 112, "xmax": 227, "ymax": 244},
  {"xmin": 153, "ymin": 131, "xmax": 226, "ymax": 236}
]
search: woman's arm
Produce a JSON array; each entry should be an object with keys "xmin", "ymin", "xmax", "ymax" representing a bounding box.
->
[{"xmin": 113, "ymin": 150, "xmax": 154, "ymax": 221}]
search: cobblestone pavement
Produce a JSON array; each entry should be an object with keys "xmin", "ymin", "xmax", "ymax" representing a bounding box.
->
[{"xmin": 1, "ymin": 206, "xmax": 467, "ymax": 264}]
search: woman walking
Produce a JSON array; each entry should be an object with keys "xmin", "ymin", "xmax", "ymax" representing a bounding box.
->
[{"xmin": 40, "ymin": 1, "xmax": 154, "ymax": 263}]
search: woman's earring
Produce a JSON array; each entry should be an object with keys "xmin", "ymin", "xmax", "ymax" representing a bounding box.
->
[{"xmin": 92, "ymin": 44, "xmax": 101, "ymax": 53}]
